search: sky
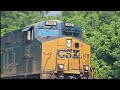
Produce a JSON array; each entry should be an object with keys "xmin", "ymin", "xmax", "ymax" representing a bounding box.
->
[{"xmin": 47, "ymin": 11, "xmax": 61, "ymax": 16}]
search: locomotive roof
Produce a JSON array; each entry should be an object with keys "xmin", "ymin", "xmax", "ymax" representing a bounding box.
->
[{"xmin": 23, "ymin": 20, "xmax": 62, "ymax": 29}]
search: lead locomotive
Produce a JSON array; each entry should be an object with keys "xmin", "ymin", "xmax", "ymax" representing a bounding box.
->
[{"xmin": 1, "ymin": 20, "xmax": 92, "ymax": 79}]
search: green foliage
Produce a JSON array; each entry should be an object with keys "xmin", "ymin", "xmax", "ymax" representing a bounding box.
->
[
  {"xmin": 112, "ymin": 60, "xmax": 120, "ymax": 79},
  {"xmin": 91, "ymin": 59, "xmax": 112, "ymax": 79}
]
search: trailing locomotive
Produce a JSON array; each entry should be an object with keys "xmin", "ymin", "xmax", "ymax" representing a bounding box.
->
[{"xmin": 1, "ymin": 20, "xmax": 92, "ymax": 79}]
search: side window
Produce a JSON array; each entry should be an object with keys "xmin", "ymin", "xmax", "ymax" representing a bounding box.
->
[
  {"xmin": 31, "ymin": 28, "xmax": 34, "ymax": 40},
  {"xmin": 27, "ymin": 30, "xmax": 31, "ymax": 40},
  {"xmin": 24, "ymin": 28, "xmax": 34, "ymax": 41},
  {"xmin": 27, "ymin": 29, "xmax": 33, "ymax": 41}
]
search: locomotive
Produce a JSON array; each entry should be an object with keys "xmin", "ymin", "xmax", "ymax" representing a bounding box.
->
[{"xmin": 1, "ymin": 20, "xmax": 92, "ymax": 79}]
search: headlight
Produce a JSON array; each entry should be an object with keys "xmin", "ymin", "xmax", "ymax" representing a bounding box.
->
[
  {"xmin": 59, "ymin": 65, "xmax": 64, "ymax": 69},
  {"xmin": 67, "ymin": 43, "xmax": 71, "ymax": 47},
  {"xmin": 67, "ymin": 40, "xmax": 71, "ymax": 43},
  {"xmin": 58, "ymin": 64, "xmax": 64, "ymax": 70},
  {"xmin": 66, "ymin": 39, "xmax": 72, "ymax": 47},
  {"xmin": 84, "ymin": 65, "xmax": 89, "ymax": 71}
]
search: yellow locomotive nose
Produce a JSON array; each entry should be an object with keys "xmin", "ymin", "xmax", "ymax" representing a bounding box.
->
[{"xmin": 41, "ymin": 36, "xmax": 91, "ymax": 79}]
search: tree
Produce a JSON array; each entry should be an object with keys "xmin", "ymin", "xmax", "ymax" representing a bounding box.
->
[
  {"xmin": 112, "ymin": 60, "xmax": 120, "ymax": 79},
  {"xmin": 1, "ymin": 11, "xmax": 49, "ymax": 36}
]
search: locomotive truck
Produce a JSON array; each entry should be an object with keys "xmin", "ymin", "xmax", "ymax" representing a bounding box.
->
[{"xmin": 1, "ymin": 20, "xmax": 92, "ymax": 79}]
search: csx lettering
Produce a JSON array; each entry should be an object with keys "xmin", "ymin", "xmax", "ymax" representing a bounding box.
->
[{"xmin": 57, "ymin": 49, "xmax": 80, "ymax": 58}]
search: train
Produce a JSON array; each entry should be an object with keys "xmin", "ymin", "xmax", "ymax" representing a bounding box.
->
[{"xmin": 1, "ymin": 20, "xmax": 92, "ymax": 79}]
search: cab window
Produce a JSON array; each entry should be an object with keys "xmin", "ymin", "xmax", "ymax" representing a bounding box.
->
[{"xmin": 36, "ymin": 29, "xmax": 60, "ymax": 37}]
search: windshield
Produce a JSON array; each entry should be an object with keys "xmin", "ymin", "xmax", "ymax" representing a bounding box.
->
[
  {"xmin": 62, "ymin": 30, "xmax": 80, "ymax": 38},
  {"xmin": 36, "ymin": 28, "xmax": 60, "ymax": 37}
]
